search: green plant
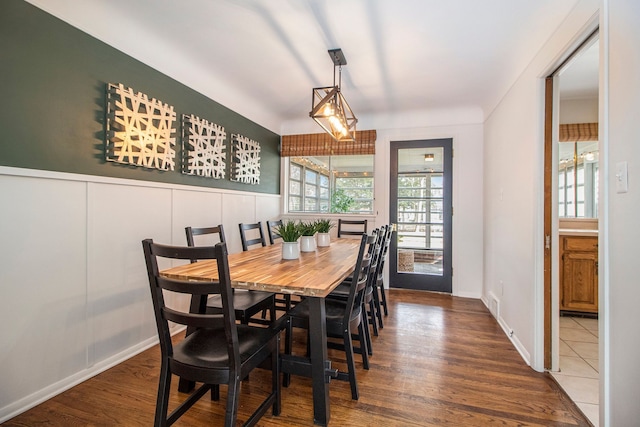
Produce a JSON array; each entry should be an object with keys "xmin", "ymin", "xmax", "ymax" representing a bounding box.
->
[
  {"xmin": 298, "ymin": 221, "xmax": 318, "ymax": 236},
  {"xmin": 315, "ymin": 219, "xmax": 334, "ymax": 234},
  {"xmin": 273, "ymin": 220, "xmax": 302, "ymax": 242},
  {"xmin": 330, "ymin": 189, "xmax": 354, "ymax": 213}
]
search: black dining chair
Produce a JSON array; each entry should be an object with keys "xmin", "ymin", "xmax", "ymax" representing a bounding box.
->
[
  {"xmin": 285, "ymin": 233, "xmax": 374, "ymax": 400},
  {"xmin": 327, "ymin": 228, "xmax": 382, "ymax": 350},
  {"xmin": 337, "ymin": 218, "xmax": 368, "ymax": 238},
  {"xmin": 185, "ymin": 225, "xmax": 276, "ymax": 326},
  {"xmin": 375, "ymin": 224, "xmax": 393, "ymax": 318},
  {"xmin": 142, "ymin": 239, "xmax": 281, "ymax": 427},
  {"xmin": 361, "ymin": 225, "xmax": 387, "ymax": 334},
  {"xmin": 266, "ymin": 219, "xmax": 283, "ymax": 245},
  {"xmin": 239, "ymin": 222, "xmax": 267, "ymax": 251}
]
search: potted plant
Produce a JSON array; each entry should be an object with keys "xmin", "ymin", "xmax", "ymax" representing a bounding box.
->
[
  {"xmin": 315, "ymin": 219, "xmax": 334, "ymax": 247},
  {"xmin": 298, "ymin": 221, "xmax": 318, "ymax": 252},
  {"xmin": 273, "ymin": 220, "xmax": 302, "ymax": 259}
]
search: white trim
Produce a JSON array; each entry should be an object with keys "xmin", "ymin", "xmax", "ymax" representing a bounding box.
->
[
  {"xmin": 0, "ymin": 166, "xmax": 280, "ymax": 198},
  {"xmin": 598, "ymin": 3, "xmax": 609, "ymax": 426},
  {"xmin": 455, "ymin": 291, "xmax": 482, "ymax": 299},
  {"xmin": 481, "ymin": 297, "xmax": 531, "ymax": 366}
]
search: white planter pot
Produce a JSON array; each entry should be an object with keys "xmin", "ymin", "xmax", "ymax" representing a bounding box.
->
[
  {"xmin": 300, "ymin": 235, "xmax": 316, "ymax": 252},
  {"xmin": 282, "ymin": 241, "xmax": 300, "ymax": 260},
  {"xmin": 317, "ymin": 232, "xmax": 331, "ymax": 247}
]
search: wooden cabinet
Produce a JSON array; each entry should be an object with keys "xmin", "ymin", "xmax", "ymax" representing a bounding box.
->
[{"xmin": 560, "ymin": 235, "xmax": 598, "ymax": 313}]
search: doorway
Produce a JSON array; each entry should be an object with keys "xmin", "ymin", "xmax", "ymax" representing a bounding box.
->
[
  {"xmin": 389, "ymin": 138, "xmax": 453, "ymax": 292},
  {"xmin": 544, "ymin": 30, "xmax": 600, "ymax": 425}
]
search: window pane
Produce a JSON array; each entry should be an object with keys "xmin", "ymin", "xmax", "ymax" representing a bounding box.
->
[
  {"xmin": 305, "ymin": 198, "xmax": 317, "ymax": 211},
  {"xmin": 320, "ymin": 175, "xmax": 329, "ymax": 187},
  {"xmin": 290, "ymin": 181, "xmax": 301, "ymax": 195},
  {"xmin": 290, "ymin": 163, "xmax": 301, "ymax": 180},
  {"xmin": 305, "ymin": 183, "xmax": 317, "ymax": 197},
  {"xmin": 289, "ymin": 196, "xmax": 301, "ymax": 211},
  {"xmin": 305, "ymin": 169, "xmax": 317, "ymax": 184},
  {"xmin": 351, "ymin": 200, "xmax": 372, "ymax": 213},
  {"xmin": 399, "ymin": 187, "xmax": 426, "ymax": 198}
]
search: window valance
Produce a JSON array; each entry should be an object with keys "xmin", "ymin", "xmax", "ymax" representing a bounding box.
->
[
  {"xmin": 281, "ymin": 130, "xmax": 377, "ymax": 156},
  {"xmin": 559, "ymin": 123, "xmax": 598, "ymax": 142}
]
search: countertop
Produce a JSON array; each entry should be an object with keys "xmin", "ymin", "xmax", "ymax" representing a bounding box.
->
[{"xmin": 559, "ymin": 228, "xmax": 598, "ymax": 236}]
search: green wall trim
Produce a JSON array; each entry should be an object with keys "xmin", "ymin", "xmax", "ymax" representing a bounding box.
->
[{"xmin": 0, "ymin": 0, "xmax": 280, "ymax": 194}]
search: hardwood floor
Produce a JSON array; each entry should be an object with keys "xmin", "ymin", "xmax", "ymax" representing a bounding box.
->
[{"xmin": 4, "ymin": 290, "xmax": 589, "ymax": 426}]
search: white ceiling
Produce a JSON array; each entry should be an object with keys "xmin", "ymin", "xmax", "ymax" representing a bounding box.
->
[{"xmin": 26, "ymin": 0, "xmax": 584, "ymax": 133}]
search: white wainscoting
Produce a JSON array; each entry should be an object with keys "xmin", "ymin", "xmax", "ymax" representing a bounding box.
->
[{"xmin": 0, "ymin": 167, "xmax": 280, "ymax": 422}]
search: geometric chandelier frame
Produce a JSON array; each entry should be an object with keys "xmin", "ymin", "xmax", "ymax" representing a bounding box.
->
[{"xmin": 310, "ymin": 49, "xmax": 358, "ymax": 142}]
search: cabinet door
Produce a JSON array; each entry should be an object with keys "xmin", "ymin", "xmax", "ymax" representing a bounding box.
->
[{"xmin": 561, "ymin": 250, "xmax": 598, "ymax": 313}]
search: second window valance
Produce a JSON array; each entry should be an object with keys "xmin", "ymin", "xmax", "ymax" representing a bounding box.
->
[
  {"xmin": 281, "ymin": 130, "xmax": 377, "ymax": 156},
  {"xmin": 559, "ymin": 123, "xmax": 598, "ymax": 142}
]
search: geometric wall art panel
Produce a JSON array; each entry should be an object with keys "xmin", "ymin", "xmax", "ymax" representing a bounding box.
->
[
  {"xmin": 105, "ymin": 83, "xmax": 176, "ymax": 171},
  {"xmin": 181, "ymin": 114, "xmax": 226, "ymax": 179},
  {"xmin": 230, "ymin": 133, "xmax": 260, "ymax": 185}
]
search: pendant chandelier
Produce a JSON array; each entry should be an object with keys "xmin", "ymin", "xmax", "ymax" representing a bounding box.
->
[{"xmin": 310, "ymin": 48, "xmax": 358, "ymax": 142}]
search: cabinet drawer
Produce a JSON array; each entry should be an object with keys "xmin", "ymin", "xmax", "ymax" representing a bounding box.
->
[{"xmin": 563, "ymin": 236, "xmax": 598, "ymax": 252}]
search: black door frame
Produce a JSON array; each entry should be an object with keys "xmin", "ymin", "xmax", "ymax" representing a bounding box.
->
[{"xmin": 389, "ymin": 138, "xmax": 453, "ymax": 292}]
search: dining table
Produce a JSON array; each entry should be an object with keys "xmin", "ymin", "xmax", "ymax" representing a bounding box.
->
[{"xmin": 160, "ymin": 237, "xmax": 362, "ymax": 426}]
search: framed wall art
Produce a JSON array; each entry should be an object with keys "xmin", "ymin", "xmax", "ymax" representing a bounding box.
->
[
  {"xmin": 105, "ymin": 83, "xmax": 176, "ymax": 171},
  {"xmin": 230, "ymin": 133, "xmax": 260, "ymax": 185},
  {"xmin": 182, "ymin": 114, "xmax": 226, "ymax": 179}
]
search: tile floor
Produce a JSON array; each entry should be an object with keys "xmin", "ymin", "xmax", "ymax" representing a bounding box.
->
[{"xmin": 551, "ymin": 316, "xmax": 599, "ymax": 427}]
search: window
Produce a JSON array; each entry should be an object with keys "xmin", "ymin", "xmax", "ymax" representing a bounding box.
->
[
  {"xmin": 558, "ymin": 141, "xmax": 598, "ymax": 218},
  {"xmin": 287, "ymin": 155, "xmax": 374, "ymax": 214}
]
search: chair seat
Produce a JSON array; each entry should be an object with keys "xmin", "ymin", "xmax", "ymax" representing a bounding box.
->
[
  {"xmin": 328, "ymin": 280, "xmax": 372, "ymax": 304},
  {"xmin": 207, "ymin": 289, "xmax": 274, "ymax": 313},
  {"xmin": 327, "ymin": 282, "xmax": 350, "ymax": 299},
  {"xmin": 174, "ymin": 325, "xmax": 277, "ymax": 369},
  {"xmin": 288, "ymin": 297, "xmax": 362, "ymax": 335}
]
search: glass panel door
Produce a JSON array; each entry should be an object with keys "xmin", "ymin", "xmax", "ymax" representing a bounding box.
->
[{"xmin": 389, "ymin": 139, "xmax": 452, "ymax": 292}]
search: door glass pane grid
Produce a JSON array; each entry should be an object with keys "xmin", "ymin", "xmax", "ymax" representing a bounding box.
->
[{"xmin": 396, "ymin": 162, "xmax": 444, "ymax": 276}]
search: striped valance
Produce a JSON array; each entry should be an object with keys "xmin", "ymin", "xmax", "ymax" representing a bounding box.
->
[
  {"xmin": 281, "ymin": 130, "xmax": 377, "ymax": 156},
  {"xmin": 559, "ymin": 123, "xmax": 598, "ymax": 142}
]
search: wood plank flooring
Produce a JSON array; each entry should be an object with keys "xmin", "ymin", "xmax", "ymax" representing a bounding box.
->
[{"xmin": 4, "ymin": 290, "xmax": 590, "ymax": 426}]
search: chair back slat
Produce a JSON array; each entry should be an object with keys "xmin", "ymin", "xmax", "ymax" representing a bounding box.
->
[
  {"xmin": 337, "ymin": 219, "xmax": 368, "ymax": 238},
  {"xmin": 377, "ymin": 224, "xmax": 392, "ymax": 280},
  {"xmin": 186, "ymin": 225, "xmax": 225, "ymax": 263},
  {"xmin": 185, "ymin": 225, "xmax": 226, "ymax": 247},
  {"xmin": 163, "ymin": 307, "xmax": 225, "ymax": 329},
  {"xmin": 156, "ymin": 275, "xmax": 222, "ymax": 295},
  {"xmin": 239, "ymin": 222, "xmax": 267, "ymax": 251},
  {"xmin": 266, "ymin": 219, "xmax": 283, "ymax": 245}
]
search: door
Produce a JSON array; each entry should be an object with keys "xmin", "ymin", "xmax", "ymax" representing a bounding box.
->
[
  {"xmin": 560, "ymin": 236, "xmax": 598, "ymax": 313},
  {"xmin": 389, "ymin": 139, "xmax": 453, "ymax": 292}
]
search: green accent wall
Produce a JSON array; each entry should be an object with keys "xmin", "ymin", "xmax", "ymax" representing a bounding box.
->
[{"xmin": 0, "ymin": 0, "xmax": 280, "ymax": 194}]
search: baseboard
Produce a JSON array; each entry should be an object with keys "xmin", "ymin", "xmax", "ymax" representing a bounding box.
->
[
  {"xmin": 482, "ymin": 294, "xmax": 531, "ymax": 367},
  {"xmin": 454, "ymin": 290, "xmax": 482, "ymax": 299},
  {"xmin": 496, "ymin": 315, "xmax": 531, "ymax": 366}
]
